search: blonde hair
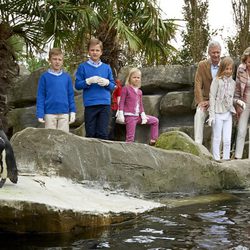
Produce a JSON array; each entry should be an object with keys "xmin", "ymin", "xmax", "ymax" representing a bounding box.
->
[
  {"xmin": 217, "ymin": 56, "xmax": 234, "ymax": 78},
  {"xmin": 49, "ymin": 48, "xmax": 63, "ymax": 59},
  {"xmin": 125, "ymin": 68, "xmax": 142, "ymax": 87},
  {"xmin": 241, "ymin": 47, "xmax": 250, "ymax": 63},
  {"xmin": 88, "ymin": 38, "xmax": 103, "ymax": 50}
]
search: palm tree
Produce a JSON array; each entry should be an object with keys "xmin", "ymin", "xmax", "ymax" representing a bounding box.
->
[
  {"xmin": 89, "ymin": 0, "xmax": 176, "ymax": 75},
  {"xmin": 0, "ymin": 0, "xmax": 43, "ymax": 132}
]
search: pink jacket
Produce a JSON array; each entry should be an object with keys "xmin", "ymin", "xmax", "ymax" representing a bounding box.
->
[
  {"xmin": 234, "ymin": 63, "xmax": 249, "ymax": 102},
  {"xmin": 119, "ymin": 85, "xmax": 144, "ymax": 114}
]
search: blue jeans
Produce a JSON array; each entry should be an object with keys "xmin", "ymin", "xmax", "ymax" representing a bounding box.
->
[{"xmin": 84, "ymin": 105, "xmax": 110, "ymax": 139}]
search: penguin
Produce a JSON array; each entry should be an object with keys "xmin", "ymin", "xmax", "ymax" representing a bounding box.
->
[
  {"xmin": 0, "ymin": 130, "xmax": 18, "ymax": 188},
  {"xmin": 0, "ymin": 137, "xmax": 7, "ymax": 188}
]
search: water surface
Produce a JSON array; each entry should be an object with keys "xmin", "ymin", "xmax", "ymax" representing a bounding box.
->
[{"xmin": 1, "ymin": 191, "xmax": 249, "ymax": 250}]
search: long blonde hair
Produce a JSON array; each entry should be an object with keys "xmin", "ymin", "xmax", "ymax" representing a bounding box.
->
[
  {"xmin": 216, "ymin": 56, "xmax": 234, "ymax": 78},
  {"xmin": 125, "ymin": 68, "xmax": 141, "ymax": 87}
]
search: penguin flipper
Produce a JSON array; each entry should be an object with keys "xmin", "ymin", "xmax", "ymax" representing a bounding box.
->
[{"xmin": 0, "ymin": 178, "xmax": 6, "ymax": 188}]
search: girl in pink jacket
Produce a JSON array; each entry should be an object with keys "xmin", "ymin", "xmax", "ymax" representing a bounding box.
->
[{"xmin": 116, "ymin": 68, "xmax": 159, "ymax": 144}]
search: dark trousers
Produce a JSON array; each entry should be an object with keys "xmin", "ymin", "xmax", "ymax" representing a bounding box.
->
[
  {"xmin": 84, "ymin": 105, "xmax": 110, "ymax": 139},
  {"xmin": 108, "ymin": 109, "xmax": 117, "ymax": 140}
]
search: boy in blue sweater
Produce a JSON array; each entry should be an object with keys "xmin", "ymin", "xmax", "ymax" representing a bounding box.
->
[
  {"xmin": 75, "ymin": 38, "xmax": 115, "ymax": 139},
  {"xmin": 36, "ymin": 48, "xmax": 76, "ymax": 132}
]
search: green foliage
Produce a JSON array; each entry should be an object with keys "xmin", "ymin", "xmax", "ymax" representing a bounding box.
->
[
  {"xmin": 174, "ymin": 0, "xmax": 211, "ymax": 65},
  {"xmin": 23, "ymin": 56, "xmax": 48, "ymax": 72},
  {"xmin": 0, "ymin": 0, "xmax": 178, "ymax": 75},
  {"xmin": 226, "ymin": 0, "xmax": 250, "ymax": 57}
]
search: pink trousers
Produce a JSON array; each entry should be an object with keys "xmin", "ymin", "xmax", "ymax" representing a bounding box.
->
[{"xmin": 125, "ymin": 115, "xmax": 159, "ymax": 142}]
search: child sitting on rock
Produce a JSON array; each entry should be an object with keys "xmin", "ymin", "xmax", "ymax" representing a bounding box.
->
[{"xmin": 116, "ymin": 68, "xmax": 159, "ymax": 144}]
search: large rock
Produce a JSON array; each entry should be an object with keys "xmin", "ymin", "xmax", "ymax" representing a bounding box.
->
[
  {"xmin": 0, "ymin": 175, "xmax": 162, "ymax": 233},
  {"xmin": 155, "ymin": 131, "xmax": 212, "ymax": 159},
  {"xmin": 143, "ymin": 95, "xmax": 163, "ymax": 117},
  {"xmin": 10, "ymin": 127, "xmax": 238, "ymax": 194},
  {"xmin": 7, "ymin": 106, "xmax": 42, "ymax": 134},
  {"xmin": 160, "ymin": 91, "xmax": 194, "ymax": 115},
  {"xmin": 118, "ymin": 65, "xmax": 196, "ymax": 94},
  {"xmin": 8, "ymin": 67, "xmax": 46, "ymax": 107}
]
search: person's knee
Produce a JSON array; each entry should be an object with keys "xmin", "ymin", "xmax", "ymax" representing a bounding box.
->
[{"xmin": 152, "ymin": 117, "xmax": 159, "ymax": 125}]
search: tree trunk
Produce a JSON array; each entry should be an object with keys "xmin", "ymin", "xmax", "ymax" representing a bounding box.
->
[{"xmin": 0, "ymin": 23, "xmax": 19, "ymax": 134}]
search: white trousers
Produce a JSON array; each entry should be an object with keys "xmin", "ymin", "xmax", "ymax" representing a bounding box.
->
[
  {"xmin": 235, "ymin": 106, "xmax": 250, "ymax": 158},
  {"xmin": 45, "ymin": 114, "xmax": 69, "ymax": 132},
  {"xmin": 194, "ymin": 106, "xmax": 208, "ymax": 144},
  {"xmin": 212, "ymin": 111, "xmax": 232, "ymax": 160}
]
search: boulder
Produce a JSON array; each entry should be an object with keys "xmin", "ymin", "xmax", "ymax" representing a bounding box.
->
[
  {"xmin": 0, "ymin": 175, "xmax": 162, "ymax": 233},
  {"xmin": 155, "ymin": 130, "xmax": 212, "ymax": 159},
  {"xmin": 7, "ymin": 106, "xmax": 42, "ymax": 134},
  {"xmin": 143, "ymin": 95, "xmax": 163, "ymax": 117},
  {"xmin": 8, "ymin": 67, "xmax": 46, "ymax": 107},
  {"xmin": 219, "ymin": 160, "xmax": 250, "ymax": 188},
  {"xmin": 118, "ymin": 65, "xmax": 196, "ymax": 94},
  {"xmin": 11, "ymin": 128, "xmax": 223, "ymax": 194},
  {"xmin": 160, "ymin": 91, "xmax": 194, "ymax": 115}
]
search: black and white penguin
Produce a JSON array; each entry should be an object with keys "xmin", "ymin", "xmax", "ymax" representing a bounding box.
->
[
  {"xmin": 0, "ymin": 137, "xmax": 7, "ymax": 187},
  {"xmin": 0, "ymin": 130, "xmax": 18, "ymax": 188}
]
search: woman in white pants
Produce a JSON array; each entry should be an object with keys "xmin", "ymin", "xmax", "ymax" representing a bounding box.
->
[
  {"xmin": 234, "ymin": 47, "xmax": 250, "ymax": 159},
  {"xmin": 208, "ymin": 57, "xmax": 244, "ymax": 161}
]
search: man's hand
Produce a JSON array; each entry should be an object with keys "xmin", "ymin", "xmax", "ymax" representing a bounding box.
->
[
  {"xmin": 237, "ymin": 99, "xmax": 246, "ymax": 110},
  {"xmin": 198, "ymin": 101, "xmax": 209, "ymax": 111}
]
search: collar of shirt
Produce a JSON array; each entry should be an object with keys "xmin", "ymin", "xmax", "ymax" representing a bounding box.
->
[
  {"xmin": 48, "ymin": 69, "xmax": 63, "ymax": 76},
  {"xmin": 132, "ymin": 86, "xmax": 139, "ymax": 93},
  {"xmin": 87, "ymin": 58, "xmax": 102, "ymax": 68},
  {"xmin": 211, "ymin": 64, "xmax": 219, "ymax": 79}
]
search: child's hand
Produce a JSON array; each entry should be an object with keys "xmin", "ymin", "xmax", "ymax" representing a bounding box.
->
[
  {"xmin": 97, "ymin": 77, "xmax": 109, "ymax": 86},
  {"xmin": 141, "ymin": 112, "xmax": 147, "ymax": 124},
  {"xmin": 38, "ymin": 118, "xmax": 45, "ymax": 123},
  {"xmin": 69, "ymin": 112, "xmax": 76, "ymax": 124},
  {"xmin": 116, "ymin": 110, "xmax": 125, "ymax": 124},
  {"xmin": 86, "ymin": 76, "xmax": 99, "ymax": 85},
  {"xmin": 206, "ymin": 117, "xmax": 214, "ymax": 127}
]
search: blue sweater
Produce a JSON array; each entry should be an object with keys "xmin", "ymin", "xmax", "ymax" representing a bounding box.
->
[
  {"xmin": 36, "ymin": 71, "xmax": 76, "ymax": 118},
  {"xmin": 75, "ymin": 62, "xmax": 115, "ymax": 107}
]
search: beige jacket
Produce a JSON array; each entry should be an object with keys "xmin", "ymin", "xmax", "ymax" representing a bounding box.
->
[{"xmin": 194, "ymin": 59, "xmax": 213, "ymax": 105}]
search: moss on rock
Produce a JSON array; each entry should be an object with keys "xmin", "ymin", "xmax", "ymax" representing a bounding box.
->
[{"xmin": 155, "ymin": 131, "xmax": 211, "ymax": 158}]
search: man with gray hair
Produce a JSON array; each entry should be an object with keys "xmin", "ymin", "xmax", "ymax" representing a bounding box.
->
[{"xmin": 194, "ymin": 40, "xmax": 222, "ymax": 144}]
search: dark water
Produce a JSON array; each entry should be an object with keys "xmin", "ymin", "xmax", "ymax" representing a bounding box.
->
[{"xmin": 1, "ymin": 191, "xmax": 250, "ymax": 250}]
